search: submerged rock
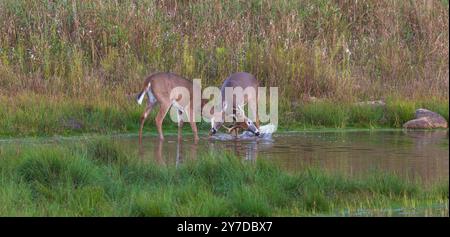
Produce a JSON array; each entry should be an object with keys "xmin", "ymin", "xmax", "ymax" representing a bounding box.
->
[{"xmin": 403, "ymin": 108, "xmax": 448, "ymax": 129}]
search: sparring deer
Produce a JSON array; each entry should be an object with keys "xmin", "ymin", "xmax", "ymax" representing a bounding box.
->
[
  {"xmin": 209, "ymin": 72, "xmax": 260, "ymax": 137},
  {"xmin": 136, "ymin": 72, "xmax": 206, "ymax": 143}
]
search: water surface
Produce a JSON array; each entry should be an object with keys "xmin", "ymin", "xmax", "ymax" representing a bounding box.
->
[
  {"xmin": 132, "ymin": 130, "xmax": 449, "ymax": 183},
  {"xmin": 1, "ymin": 130, "xmax": 448, "ymax": 184}
]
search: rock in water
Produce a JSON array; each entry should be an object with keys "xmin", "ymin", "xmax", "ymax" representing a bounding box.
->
[
  {"xmin": 403, "ymin": 117, "xmax": 434, "ymax": 129},
  {"xmin": 403, "ymin": 108, "xmax": 448, "ymax": 129}
]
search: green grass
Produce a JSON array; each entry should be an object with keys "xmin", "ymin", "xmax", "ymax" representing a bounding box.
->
[
  {"xmin": 0, "ymin": 92, "xmax": 448, "ymax": 138},
  {"xmin": 0, "ymin": 140, "xmax": 447, "ymax": 216},
  {"xmin": 0, "ymin": 0, "xmax": 448, "ymax": 137},
  {"xmin": 281, "ymin": 98, "xmax": 449, "ymax": 130}
]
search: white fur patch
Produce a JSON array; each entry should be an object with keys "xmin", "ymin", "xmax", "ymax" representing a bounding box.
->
[
  {"xmin": 137, "ymin": 82, "xmax": 155, "ymax": 105},
  {"xmin": 137, "ymin": 92, "xmax": 145, "ymax": 105},
  {"xmin": 147, "ymin": 90, "xmax": 157, "ymax": 104},
  {"xmin": 172, "ymin": 100, "xmax": 184, "ymax": 112},
  {"xmin": 172, "ymin": 100, "xmax": 187, "ymax": 123}
]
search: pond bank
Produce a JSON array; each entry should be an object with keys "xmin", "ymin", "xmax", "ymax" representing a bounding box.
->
[
  {"xmin": 0, "ymin": 94, "xmax": 448, "ymax": 138},
  {"xmin": 0, "ymin": 139, "xmax": 448, "ymax": 216}
]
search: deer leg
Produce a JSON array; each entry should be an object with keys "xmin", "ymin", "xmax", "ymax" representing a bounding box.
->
[
  {"xmin": 155, "ymin": 103, "xmax": 170, "ymax": 141},
  {"xmin": 177, "ymin": 110, "xmax": 184, "ymax": 141},
  {"xmin": 139, "ymin": 103, "xmax": 154, "ymax": 144},
  {"xmin": 190, "ymin": 121, "xmax": 199, "ymax": 143},
  {"xmin": 231, "ymin": 111, "xmax": 238, "ymax": 136},
  {"xmin": 249, "ymin": 99, "xmax": 260, "ymax": 128},
  {"xmin": 154, "ymin": 138, "xmax": 165, "ymax": 165},
  {"xmin": 234, "ymin": 127, "xmax": 240, "ymax": 137},
  {"xmin": 256, "ymin": 114, "xmax": 260, "ymax": 128},
  {"xmin": 185, "ymin": 106, "xmax": 199, "ymax": 143},
  {"xmin": 256, "ymin": 94, "xmax": 260, "ymax": 128},
  {"xmin": 255, "ymin": 106, "xmax": 260, "ymax": 128}
]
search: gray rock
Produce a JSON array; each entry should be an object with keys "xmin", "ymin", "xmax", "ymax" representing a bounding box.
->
[{"xmin": 403, "ymin": 108, "xmax": 448, "ymax": 129}]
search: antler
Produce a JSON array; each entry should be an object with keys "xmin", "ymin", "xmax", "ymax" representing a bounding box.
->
[
  {"xmin": 221, "ymin": 124, "xmax": 235, "ymax": 133},
  {"xmin": 222, "ymin": 124, "xmax": 242, "ymax": 136},
  {"xmin": 222, "ymin": 101, "xmax": 228, "ymax": 111},
  {"xmin": 234, "ymin": 104, "xmax": 249, "ymax": 122},
  {"xmin": 236, "ymin": 104, "xmax": 244, "ymax": 115}
]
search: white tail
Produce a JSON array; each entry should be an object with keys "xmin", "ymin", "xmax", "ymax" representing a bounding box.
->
[
  {"xmin": 137, "ymin": 91, "xmax": 145, "ymax": 105},
  {"xmin": 136, "ymin": 82, "xmax": 151, "ymax": 105}
]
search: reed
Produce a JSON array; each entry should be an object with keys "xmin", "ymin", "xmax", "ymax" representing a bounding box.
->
[{"xmin": 0, "ymin": 0, "xmax": 448, "ymax": 101}]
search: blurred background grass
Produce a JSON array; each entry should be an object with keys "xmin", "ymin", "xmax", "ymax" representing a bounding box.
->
[{"xmin": 0, "ymin": 0, "xmax": 448, "ymax": 136}]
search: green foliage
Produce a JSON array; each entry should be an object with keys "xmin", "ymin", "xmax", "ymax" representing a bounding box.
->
[
  {"xmin": 0, "ymin": 141, "xmax": 447, "ymax": 216},
  {"xmin": 17, "ymin": 147, "xmax": 94, "ymax": 189},
  {"xmin": 87, "ymin": 138, "xmax": 127, "ymax": 165}
]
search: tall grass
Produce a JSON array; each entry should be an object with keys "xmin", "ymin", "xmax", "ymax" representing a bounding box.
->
[
  {"xmin": 0, "ymin": 1, "xmax": 448, "ymax": 136},
  {"xmin": 0, "ymin": 140, "xmax": 448, "ymax": 216},
  {"xmin": 281, "ymin": 98, "xmax": 449, "ymax": 129},
  {"xmin": 0, "ymin": 0, "xmax": 448, "ymax": 100}
]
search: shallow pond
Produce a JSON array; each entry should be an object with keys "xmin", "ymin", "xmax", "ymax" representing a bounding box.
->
[
  {"xmin": 0, "ymin": 129, "xmax": 448, "ymax": 216},
  {"xmin": 132, "ymin": 130, "xmax": 449, "ymax": 184},
  {"xmin": 1, "ymin": 130, "xmax": 448, "ymax": 184}
]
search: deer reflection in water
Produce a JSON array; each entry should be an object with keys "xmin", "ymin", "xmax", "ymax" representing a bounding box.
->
[
  {"xmin": 138, "ymin": 137, "xmax": 200, "ymax": 167},
  {"xmin": 138, "ymin": 136, "xmax": 274, "ymax": 166}
]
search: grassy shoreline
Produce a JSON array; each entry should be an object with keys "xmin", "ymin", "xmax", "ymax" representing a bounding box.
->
[
  {"xmin": 1, "ymin": 1, "xmax": 448, "ymax": 110},
  {"xmin": 0, "ymin": 140, "xmax": 447, "ymax": 216},
  {"xmin": 0, "ymin": 0, "xmax": 448, "ymax": 217},
  {"xmin": 0, "ymin": 0, "xmax": 448, "ymax": 138},
  {"xmin": 0, "ymin": 93, "xmax": 448, "ymax": 138}
]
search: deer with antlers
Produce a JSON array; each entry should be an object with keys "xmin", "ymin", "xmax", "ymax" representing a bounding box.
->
[{"xmin": 209, "ymin": 72, "xmax": 261, "ymax": 137}]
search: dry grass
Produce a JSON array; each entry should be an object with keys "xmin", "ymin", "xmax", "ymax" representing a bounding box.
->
[
  {"xmin": 0, "ymin": 1, "xmax": 448, "ymax": 136},
  {"xmin": 0, "ymin": 0, "xmax": 447, "ymax": 101}
]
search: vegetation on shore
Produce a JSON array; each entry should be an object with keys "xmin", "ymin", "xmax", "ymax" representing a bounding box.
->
[
  {"xmin": 0, "ymin": 93, "xmax": 447, "ymax": 137},
  {"xmin": 0, "ymin": 1, "xmax": 447, "ymax": 218},
  {"xmin": 0, "ymin": 139, "xmax": 447, "ymax": 216},
  {"xmin": 0, "ymin": 1, "xmax": 448, "ymax": 137}
]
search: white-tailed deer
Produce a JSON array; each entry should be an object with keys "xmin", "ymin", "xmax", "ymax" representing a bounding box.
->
[
  {"xmin": 210, "ymin": 72, "xmax": 260, "ymax": 137},
  {"xmin": 136, "ymin": 72, "xmax": 207, "ymax": 143}
]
